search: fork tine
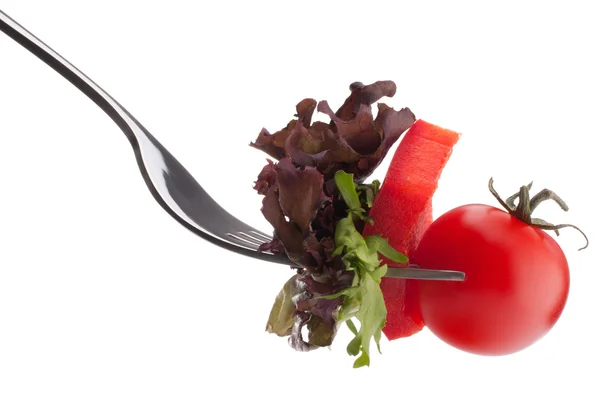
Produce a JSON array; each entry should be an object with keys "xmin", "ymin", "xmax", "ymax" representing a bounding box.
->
[
  {"xmin": 385, "ymin": 268, "xmax": 465, "ymax": 281},
  {"xmin": 236, "ymin": 232, "xmax": 265, "ymax": 246},
  {"xmin": 226, "ymin": 233, "xmax": 262, "ymax": 249},
  {"xmin": 248, "ymin": 230, "xmax": 272, "ymax": 241},
  {"xmin": 226, "ymin": 232, "xmax": 280, "ymax": 257}
]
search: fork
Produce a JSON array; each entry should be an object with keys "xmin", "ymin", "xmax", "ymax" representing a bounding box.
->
[{"xmin": 0, "ymin": 10, "xmax": 465, "ymax": 282}]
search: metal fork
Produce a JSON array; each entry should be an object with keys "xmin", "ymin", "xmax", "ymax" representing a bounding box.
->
[{"xmin": 0, "ymin": 10, "xmax": 465, "ymax": 282}]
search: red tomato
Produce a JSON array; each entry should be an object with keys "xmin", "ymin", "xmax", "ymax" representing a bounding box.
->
[{"xmin": 412, "ymin": 204, "xmax": 570, "ymax": 356}]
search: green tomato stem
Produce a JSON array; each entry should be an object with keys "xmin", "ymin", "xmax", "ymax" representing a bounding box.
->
[{"xmin": 488, "ymin": 178, "xmax": 589, "ymax": 251}]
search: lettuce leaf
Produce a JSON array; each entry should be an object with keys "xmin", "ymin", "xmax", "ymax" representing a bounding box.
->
[
  {"xmin": 251, "ymin": 81, "xmax": 415, "ymax": 184},
  {"xmin": 332, "ymin": 171, "xmax": 407, "ymax": 367},
  {"xmin": 255, "ymin": 82, "xmax": 414, "ymax": 368}
]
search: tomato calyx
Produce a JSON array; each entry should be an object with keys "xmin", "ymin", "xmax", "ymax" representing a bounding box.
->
[{"xmin": 488, "ymin": 178, "xmax": 589, "ymax": 251}]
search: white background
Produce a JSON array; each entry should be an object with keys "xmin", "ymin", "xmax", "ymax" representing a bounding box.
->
[{"xmin": 1, "ymin": 1, "xmax": 599, "ymax": 399}]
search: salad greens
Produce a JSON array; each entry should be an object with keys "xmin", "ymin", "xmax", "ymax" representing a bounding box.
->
[
  {"xmin": 327, "ymin": 171, "xmax": 408, "ymax": 367},
  {"xmin": 252, "ymin": 81, "xmax": 415, "ymax": 367}
]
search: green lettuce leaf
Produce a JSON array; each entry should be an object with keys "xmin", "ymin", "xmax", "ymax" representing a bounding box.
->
[
  {"xmin": 265, "ymin": 274, "xmax": 303, "ymax": 336},
  {"xmin": 331, "ymin": 170, "xmax": 408, "ymax": 368}
]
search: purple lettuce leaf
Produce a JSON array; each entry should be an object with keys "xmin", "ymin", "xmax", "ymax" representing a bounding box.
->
[
  {"xmin": 256, "ymin": 158, "xmax": 330, "ymax": 265},
  {"xmin": 253, "ymin": 81, "xmax": 416, "ymax": 358},
  {"xmin": 251, "ymin": 81, "xmax": 415, "ymax": 185}
]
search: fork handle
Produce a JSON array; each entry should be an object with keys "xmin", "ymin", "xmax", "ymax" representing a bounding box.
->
[
  {"xmin": 0, "ymin": 10, "xmax": 162, "ymax": 209},
  {"xmin": 0, "ymin": 10, "xmax": 139, "ymax": 144}
]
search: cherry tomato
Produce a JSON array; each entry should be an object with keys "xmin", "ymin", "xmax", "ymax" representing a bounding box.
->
[{"xmin": 412, "ymin": 204, "xmax": 570, "ymax": 356}]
